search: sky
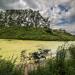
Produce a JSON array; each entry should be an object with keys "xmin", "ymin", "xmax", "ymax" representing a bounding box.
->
[{"xmin": 0, "ymin": 0, "xmax": 75, "ymax": 35}]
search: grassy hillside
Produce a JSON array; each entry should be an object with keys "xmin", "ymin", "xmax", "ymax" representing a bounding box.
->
[
  {"xmin": 0, "ymin": 10, "xmax": 75, "ymax": 41},
  {"xmin": 0, "ymin": 26, "xmax": 75, "ymax": 41}
]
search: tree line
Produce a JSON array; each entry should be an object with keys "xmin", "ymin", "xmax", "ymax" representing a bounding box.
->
[{"xmin": 0, "ymin": 9, "xmax": 50, "ymax": 28}]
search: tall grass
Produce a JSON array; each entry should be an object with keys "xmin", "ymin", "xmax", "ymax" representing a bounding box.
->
[
  {"xmin": 29, "ymin": 44, "xmax": 75, "ymax": 75},
  {"xmin": 0, "ymin": 44, "xmax": 75, "ymax": 75},
  {"xmin": 0, "ymin": 57, "xmax": 24, "ymax": 75}
]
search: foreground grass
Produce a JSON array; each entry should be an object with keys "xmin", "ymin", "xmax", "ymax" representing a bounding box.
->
[
  {"xmin": 0, "ymin": 56, "xmax": 24, "ymax": 75},
  {"xmin": 0, "ymin": 42, "xmax": 75, "ymax": 75},
  {"xmin": 0, "ymin": 27, "xmax": 75, "ymax": 41},
  {"xmin": 29, "ymin": 44, "xmax": 75, "ymax": 75},
  {"xmin": 0, "ymin": 43, "xmax": 75, "ymax": 75}
]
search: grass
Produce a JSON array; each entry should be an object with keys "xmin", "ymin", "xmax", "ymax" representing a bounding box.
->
[
  {"xmin": 0, "ymin": 41, "xmax": 75, "ymax": 75},
  {"xmin": 0, "ymin": 56, "xmax": 24, "ymax": 75},
  {"xmin": 0, "ymin": 39, "xmax": 75, "ymax": 63},
  {"xmin": 29, "ymin": 44, "xmax": 75, "ymax": 75},
  {"xmin": 0, "ymin": 39, "xmax": 65, "ymax": 63},
  {"xmin": 0, "ymin": 27, "xmax": 75, "ymax": 41}
]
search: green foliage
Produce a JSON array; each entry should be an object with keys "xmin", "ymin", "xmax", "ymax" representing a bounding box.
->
[
  {"xmin": 0, "ymin": 57, "xmax": 24, "ymax": 75},
  {"xmin": 67, "ymin": 45, "xmax": 75, "ymax": 75},
  {"xmin": 29, "ymin": 44, "xmax": 75, "ymax": 75},
  {"xmin": 0, "ymin": 44, "xmax": 75, "ymax": 75},
  {"xmin": 0, "ymin": 26, "xmax": 75, "ymax": 41},
  {"xmin": 0, "ymin": 9, "xmax": 50, "ymax": 28},
  {"xmin": 69, "ymin": 45, "xmax": 75, "ymax": 59},
  {"xmin": 0, "ymin": 9, "xmax": 75, "ymax": 41}
]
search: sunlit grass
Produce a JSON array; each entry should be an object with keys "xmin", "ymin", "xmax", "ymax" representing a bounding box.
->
[{"xmin": 0, "ymin": 39, "xmax": 75, "ymax": 63}]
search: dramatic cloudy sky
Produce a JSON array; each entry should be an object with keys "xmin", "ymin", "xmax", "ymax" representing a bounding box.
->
[{"xmin": 0, "ymin": 0, "xmax": 75, "ymax": 34}]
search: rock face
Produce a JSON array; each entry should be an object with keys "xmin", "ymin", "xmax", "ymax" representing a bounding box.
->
[{"xmin": 0, "ymin": 9, "xmax": 50, "ymax": 28}]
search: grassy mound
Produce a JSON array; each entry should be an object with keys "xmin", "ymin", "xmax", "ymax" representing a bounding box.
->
[{"xmin": 0, "ymin": 27, "xmax": 75, "ymax": 41}]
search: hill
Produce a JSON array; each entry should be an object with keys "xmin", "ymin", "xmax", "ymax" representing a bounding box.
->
[
  {"xmin": 0, "ymin": 26, "xmax": 75, "ymax": 41},
  {"xmin": 0, "ymin": 9, "xmax": 75, "ymax": 41}
]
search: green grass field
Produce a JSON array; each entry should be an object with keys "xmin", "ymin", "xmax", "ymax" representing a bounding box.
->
[
  {"xmin": 0, "ymin": 39, "xmax": 75, "ymax": 63},
  {"xmin": 0, "ymin": 27, "xmax": 75, "ymax": 41}
]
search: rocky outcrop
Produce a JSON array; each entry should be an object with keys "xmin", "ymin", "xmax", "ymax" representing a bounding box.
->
[{"xmin": 0, "ymin": 9, "xmax": 50, "ymax": 28}]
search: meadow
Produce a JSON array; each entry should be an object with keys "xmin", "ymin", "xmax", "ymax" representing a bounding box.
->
[{"xmin": 0, "ymin": 39, "xmax": 75, "ymax": 63}]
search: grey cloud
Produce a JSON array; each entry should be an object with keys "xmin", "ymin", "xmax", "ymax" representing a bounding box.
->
[
  {"xmin": 0, "ymin": 0, "xmax": 75, "ymax": 34},
  {"xmin": 63, "ymin": 24, "xmax": 75, "ymax": 35},
  {"xmin": 0, "ymin": 0, "xmax": 39, "ymax": 9},
  {"xmin": 0, "ymin": 0, "xmax": 19, "ymax": 9},
  {"xmin": 0, "ymin": 0, "xmax": 50, "ymax": 16},
  {"xmin": 51, "ymin": 23, "xmax": 75, "ymax": 35},
  {"xmin": 69, "ymin": 0, "xmax": 75, "ymax": 17},
  {"xmin": 23, "ymin": 0, "xmax": 39, "ymax": 9}
]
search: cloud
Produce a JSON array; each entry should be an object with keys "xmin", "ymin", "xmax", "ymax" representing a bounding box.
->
[
  {"xmin": 61, "ymin": 24, "xmax": 75, "ymax": 35},
  {"xmin": 0, "ymin": 0, "xmax": 48, "ymax": 10},
  {"xmin": 51, "ymin": 23, "xmax": 75, "ymax": 35},
  {"xmin": 0, "ymin": 0, "xmax": 74, "ymax": 17},
  {"xmin": 0, "ymin": 0, "xmax": 75, "ymax": 34}
]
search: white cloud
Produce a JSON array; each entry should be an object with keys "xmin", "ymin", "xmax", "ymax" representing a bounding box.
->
[
  {"xmin": 0, "ymin": 0, "xmax": 75, "ymax": 17},
  {"xmin": 51, "ymin": 23, "xmax": 75, "ymax": 35},
  {"xmin": 7, "ymin": 0, "xmax": 29, "ymax": 9},
  {"xmin": 62, "ymin": 24, "xmax": 75, "ymax": 35},
  {"xmin": 0, "ymin": 0, "xmax": 75, "ymax": 34}
]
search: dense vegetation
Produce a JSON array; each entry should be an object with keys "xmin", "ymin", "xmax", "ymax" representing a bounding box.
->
[
  {"xmin": 0, "ymin": 56, "xmax": 24, "ymax": 75},
  {"xmin": 29, "ymin": 44, "xmax": 75, "ymax": 75},
  {"xmin": 0, "ymin": 9, "xmax": 75, "ymax": 41},
  {"xmin": 0, "ymin": 26, "xmax": 75, "ymax": 41},
  {"xmin": 0, "ymin": 43, "xmax": 75, "ymax": 75},
  {"xmin": 0, "ymin": 9, "xmax": 50, "ymax": 28}
]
